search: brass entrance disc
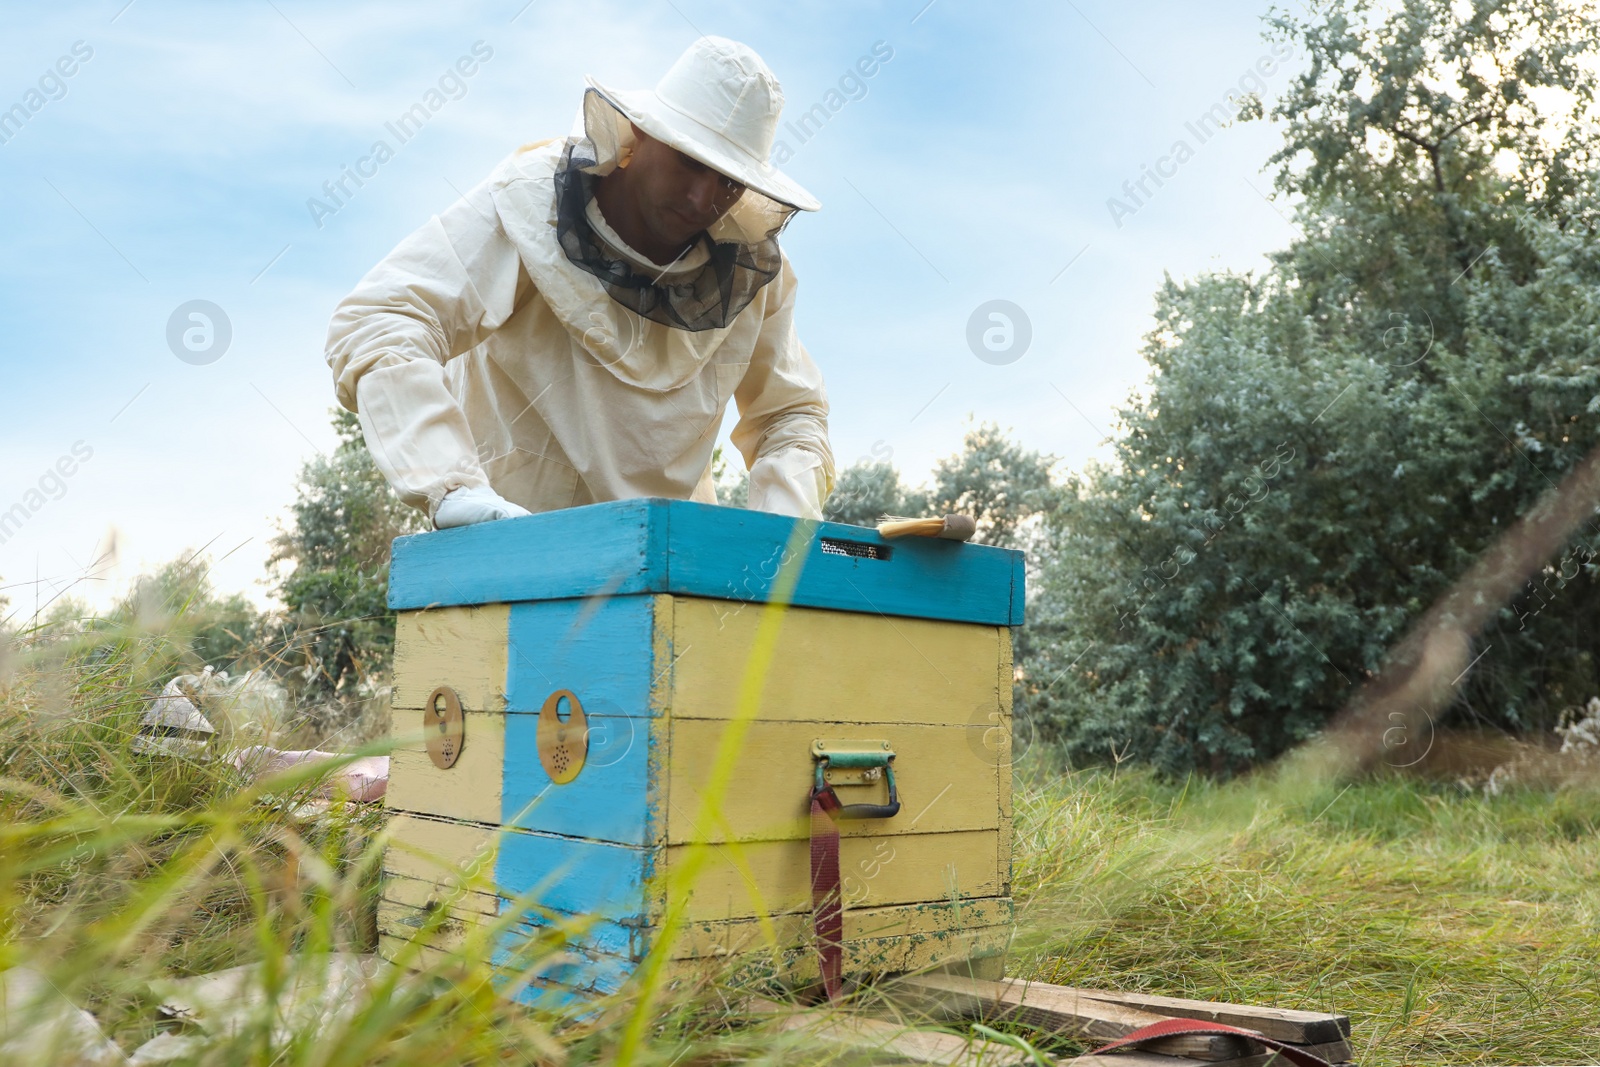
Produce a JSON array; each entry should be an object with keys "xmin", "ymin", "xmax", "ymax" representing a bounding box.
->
[
  {"xmin": 538, "ymin": 689, "xmax": 588, "ymax": 784},
  {"xmin": 424, "ymin": 685, "xmax": 465, "ymax": 770}
]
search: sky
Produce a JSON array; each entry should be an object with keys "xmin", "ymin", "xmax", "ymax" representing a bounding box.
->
[{"xmin": 0, "ymin": 0, "xmax": 1310, "ymax": 614}]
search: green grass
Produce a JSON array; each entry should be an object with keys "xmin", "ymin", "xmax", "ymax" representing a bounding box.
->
[
  {"xmin": 4, "ymin": 610, "xmax": 1600, "ymax": 1066},
  {"xmin": 1009, "ymin": 764, "xmax": 1600, "ymax": 1065}
]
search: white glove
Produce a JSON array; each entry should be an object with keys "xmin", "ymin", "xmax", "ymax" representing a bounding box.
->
[
  {"xmin": 748, "ymin": 447, "xmax": 827, "ymax": 519},
  {"xmin": 433, "ymin": 485, "xmax": 532, "ymax": 529}
]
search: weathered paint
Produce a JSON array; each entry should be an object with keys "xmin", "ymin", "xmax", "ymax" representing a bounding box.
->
[
  {"xmin": 381, "ymin": 881, "xmax": 1010, "ymax": 969},
  {"xmin": 670, "ymin": 897, "xmax": 1014, "ymax": 958},
  {"xmin": 670, "ymin": 923, "xmax": 1014, "ymax": 989},
  {"xmin": 382, "ymin": 501, "xmax": 1020, "ymax": 992},
  {"xmin": 662, "ymin": 829, "xmax": 1003, "ymax": 920},
  {"xmin": 387, "ymin": 712, "xmax": 506, "ymax": 826},
  {"xmin": 670, "ymin": 597, "xmax": 1005, "ymax": 725},
  {"xmin": 493, "ymin": 827, "xmax": 652, "ymax": 922},
  {"xmin": 505, "ymin": 597, "xmax": 655, "ymax": 715},
  {"xmin": 665, "ymin": 719, "xmax": 1000, "ymax": 843},
  {"xmin": 391, "ymin": 604, "xmax": 509, "ymax": 713},
  {"xmin": 384, "ymin": 813, "xmax": 498, "ymax": 885},
  {"xmin": 501, "ymin": 712, "xmax": 655, "ymax": 844},
  {"xmin": 389, "ymin": 499, "xmax": 1025, "ymax": 626}
]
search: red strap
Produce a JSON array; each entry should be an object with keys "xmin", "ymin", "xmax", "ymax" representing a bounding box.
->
[
  {"xmin": 809, "ymin": 784, "xmax": 843, "ymax": 1000},
  {"xmin": 1090, "ymin": 1017, "xmax": 1333, "ymax": 1067}
]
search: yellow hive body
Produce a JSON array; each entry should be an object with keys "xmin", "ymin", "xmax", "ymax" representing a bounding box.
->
[{"xmin": 377, "ymin": 500, "xmax": 1023, "ymax": 1003}]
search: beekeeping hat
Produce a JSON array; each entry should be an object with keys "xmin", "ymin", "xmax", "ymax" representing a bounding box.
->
[{"xmin": 584, "ymin": 36, "xmax": 820, "ymax": 213}]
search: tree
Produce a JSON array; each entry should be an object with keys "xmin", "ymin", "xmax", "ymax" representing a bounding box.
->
[
  {"xmin": 820, "ymin": 424, "xmax": 1054, "ymax": 546},
  {"xmin": 924, "ymin": 423, "xmax": 1057, "ymax": 550},
  {"xmin": 1023, "ymin": 0, "xmax": 1600, "ymax": 775},
  {"xmin": 823, "ymin": 461, "xmax": 922, "ymax": 528},
  {"xmin": 268, "ymin": 410, "xmax": 425, "ymax": 713}
]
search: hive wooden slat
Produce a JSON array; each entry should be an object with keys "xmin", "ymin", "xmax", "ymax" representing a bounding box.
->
[
  {"xmin": 664, "ymin": 829, "xmax": 1003, "ymax": 920},
  {"xmin": 665, "ymin": 719, "xmax": 1001, "ymax": 844},
  {"xmin": 386, "ymin": 713, "xmax": 507, "ymax": 826},
  {"xmin": 670, "ymin": 597, "xmax": 1005, "ymax": 726},
  {"xmin": 390, "ymin": 604, "xmax": 508, "ymax": 713}
]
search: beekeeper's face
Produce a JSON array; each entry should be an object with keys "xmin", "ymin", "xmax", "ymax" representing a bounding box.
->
[{"xmin": 628, "ymin": 126, "xmax": 746, "ymax": 249}]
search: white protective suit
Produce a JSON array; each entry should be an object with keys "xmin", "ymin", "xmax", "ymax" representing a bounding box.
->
[{"xmin": 325, "ymin": 137, "xmax": 835, "ymax": 523}]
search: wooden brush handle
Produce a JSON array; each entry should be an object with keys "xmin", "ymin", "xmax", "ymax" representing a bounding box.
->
[{"xmin": 877, "ymin": 515, "xmax": 976, "ymax": 541}]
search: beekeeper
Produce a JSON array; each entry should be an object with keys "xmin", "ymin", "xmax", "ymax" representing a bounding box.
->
[{"xmin": 325, "ymin": 37, "xmax": 835, "ymax": 529}]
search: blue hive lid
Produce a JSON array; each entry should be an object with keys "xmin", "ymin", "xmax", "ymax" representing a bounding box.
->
[{"xmin": 388, "ymin": 499, "xmax": 1024, "ymax": 626}]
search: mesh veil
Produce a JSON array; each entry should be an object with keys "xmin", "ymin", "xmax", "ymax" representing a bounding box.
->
[{"xmin": 552, "ymin": 89, "xmax": 798, "ymax": 332}]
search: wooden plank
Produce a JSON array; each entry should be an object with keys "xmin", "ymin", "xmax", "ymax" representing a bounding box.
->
[
  {"xmin": 1065, "ymin": 1039, "xmax": 1356, "ymax": 1067},
  {"xmin": 671, "ymin": 598, "xmax": 1004, "ymax": 726},
  {"xmin": 388, "ymin": 498, "xmax": 658, "ymax": 611},
  {"xmin": 386, "ymin": 814, "xmax": 652, "ymax": 924},
  {"xmin": 391, "ymin": 604, "xmax": 509, "ymax": 712},
  {"xmin": 504, "ymin": 596, "xmax": 656, "ymax": 715},
  {"xmin": 377, "ymin": 895, "xmax": 485, "ymax": 952},
  {"xmin": 1060, "ymin": 987, "xmax": 1351, "ymax": 1044},
  {"xmin": 501, "ymin": 711, "xmax": 657, "ymax": 844},
  {"xmin": 492, "ymin": 938, "xmax": 635, "ymax": 996},
  {"xmin": 665, "ymin": 719, "xmax": 1001, "ymax": 843},
  {"xmin": 664, "ymin": 830, "xmax": 1002, "ymax": 920},
  {"xmin": 671, "ymin": 897, "xmax": 1013, "ymax": 958},
  {"xmin": 1060, "ymin": 1055, "xmax": 1200, "ymax": 1067},
  {"xmin": 1090, "ymin": 1045, "xmax": 1354, "ymax": 1067},
  {"xmin": 379, "ymin": 931, "xmax": 636, "ymax": 997},
  {"xmin": 389, "ymin": 499, "xmax": 1024, "ymax": 626},
  {"xmin": 389, "ymin": 706, "xmax": 657, "ymax": 845},
  {"xmin": 381, "ymin": 870, "xmax": 500, "ymax": 918},
  {"xmin": 893, "ymin": 974, "xmax": 1254, "ymax": 1062},
  {"xmin": 665, "ymin": 502, "xmax": 1023, "ymax": 626},
  {"xmin": 386, "ymin": 713, "xmax": 506, "ymax": 826},
  {"xmin": 383, "ymin": 813, "xmax": 499, "ymax": 885},
  {"xmin": 712, "ymin": 925, "xmax": 1014, "ymax": 987},
  {"xmin": 494, "ymin": 824, "xmax": 653, "ymax": 922}
]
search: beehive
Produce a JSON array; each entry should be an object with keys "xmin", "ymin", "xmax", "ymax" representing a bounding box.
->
[{"xmin": 378, "ymin": 499, "xmax": 1023, "ymax": 1003}]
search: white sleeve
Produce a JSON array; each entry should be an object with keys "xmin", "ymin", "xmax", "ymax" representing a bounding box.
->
[
  {"xmin": 324, "ymin": 178, "xmax": 529, "ymax": 518},
  {"xmin": 731, "ymin": 255, "xmax": 836, "ymax": 519}
]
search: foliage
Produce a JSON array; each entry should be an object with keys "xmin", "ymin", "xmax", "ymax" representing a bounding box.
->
[
  {"xmin": 923, "ymin": 423, "xmax": 1058, "ymax": 550},
  {"xmin": 822, "ymin": 460, "xmax": 920, "ymax": 528},
  {"xmin": 822, "ymin": 423, "xmax": 1056, "ymax": 549},
  {"xmin": 1023, "ymin": 0, "xmax": 1600, "ymax": 774},
  {"xmin": 711, "ymin": 445, "xmax": 749, "ymax": 508},
  {"xmin": 268, "ymin": 410, "xmax": 425, "ymax": 721}
]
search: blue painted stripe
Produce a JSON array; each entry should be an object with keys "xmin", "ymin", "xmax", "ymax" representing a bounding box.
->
[
  {"xmin": 491, "ymin": 932, "xmax": 636, "ymax": 996},
  {"xmin": 496, "ymin": 904, "xmax": 638, "ymax": 959},
  {"xmin": 492, "ymin": 828, "xmax": 652, "ymax": 923},
  {"xmin": 501, "ymin": 713, "xmax": 652, "ymax": 844},
  {"xmin": 504, "ymin": 597, "xmax": 656, "ymax": 714},
  {"xmin": 501, "ymin": 597, "xmax": 657, "ymax": 844},
  {"xmin": 1010, "ymin": 550, "xmax": 1027, "ymax": 626},
  {"xmin": 390, "ymin": 499, "xmax": 1023, "ymax": 626},
  {"xmin": 660, "ymin": 502, "xmax": 1001, "ymax": 625}
]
